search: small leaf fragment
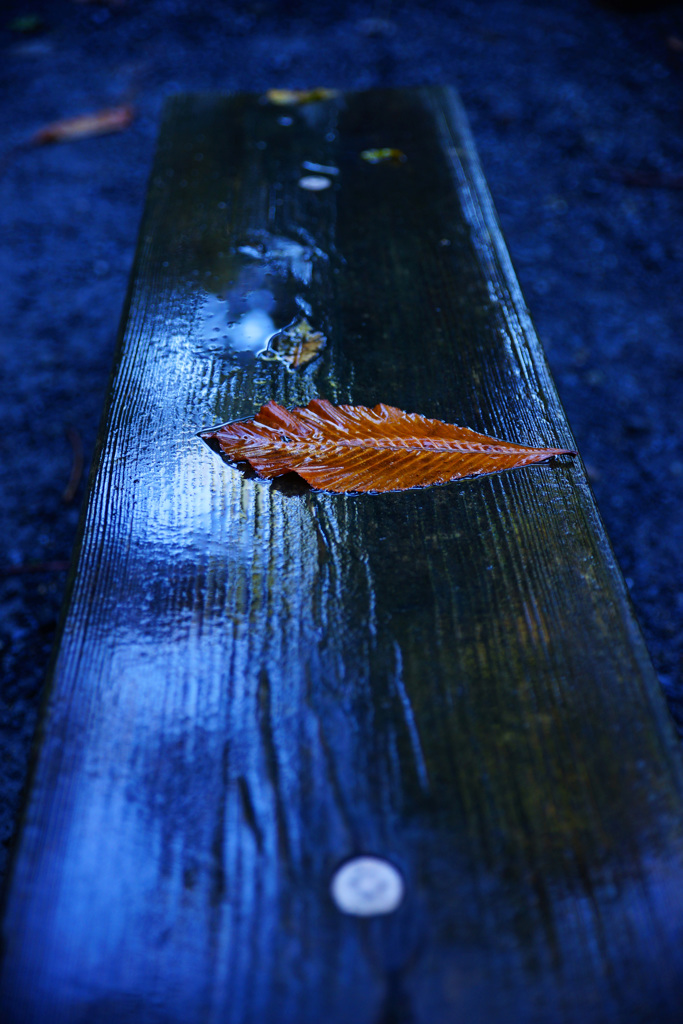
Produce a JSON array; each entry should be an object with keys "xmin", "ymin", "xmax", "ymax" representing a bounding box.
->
[
  {"xmin": 361, "ymin": 148, "xmax": 407, "ymax": 164},
  {"xmin": 265, "ymin": 88, "xmax": 338, "ymax": 106},
  {"xmin": 263, "ymin": 319, "xmax": 326, "ymax": 369},
  {"xmin": 202, "ymin": 399, "xmax": 577, "ymax": 494},
  {"xmin": 31, "ymin": 105, "xmax": 134, "ymax": 146}
]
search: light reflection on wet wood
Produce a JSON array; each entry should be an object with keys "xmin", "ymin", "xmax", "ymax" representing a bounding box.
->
[{"xmin": 2, "ymin": 88, "xmax": 683, "ymax": 1024}]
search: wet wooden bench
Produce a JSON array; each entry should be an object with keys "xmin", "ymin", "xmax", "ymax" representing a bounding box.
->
[{"xmin": 3, "ymin": 87, "xmax": 683, "ymax": 1023}]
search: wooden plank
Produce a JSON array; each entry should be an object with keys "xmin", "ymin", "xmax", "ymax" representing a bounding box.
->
[{"xmin": 2, "ymin": 86, "xmax": 683, "ymax": 1023}]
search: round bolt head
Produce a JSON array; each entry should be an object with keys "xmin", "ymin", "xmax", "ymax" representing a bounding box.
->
[{"xmin": 330, "ymin": 856, "xmax": 404, "ymax": 916}]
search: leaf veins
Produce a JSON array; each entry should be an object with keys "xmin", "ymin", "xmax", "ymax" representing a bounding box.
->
[{"xmin": 201, "ymin": 399, "xmax": 576, "ymax": 494}]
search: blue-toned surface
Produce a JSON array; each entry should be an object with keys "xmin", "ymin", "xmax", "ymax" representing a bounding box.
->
[{"xmin": 1, "ymin": 89, "xmax": 683, "ymax": 1023}]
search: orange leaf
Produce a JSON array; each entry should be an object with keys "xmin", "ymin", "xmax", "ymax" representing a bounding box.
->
[
  {"xmin": 202, "ymin": 399, "xmax": 577, "ymax": 494},
  {"xmin": 31, "ymin": 105, "xmax": 134, "ymax": 146}
]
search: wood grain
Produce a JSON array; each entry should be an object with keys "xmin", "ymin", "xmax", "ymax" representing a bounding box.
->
[{"xmin": 2, "ymin": 88, "xmax": 683, "ymax": 1023}]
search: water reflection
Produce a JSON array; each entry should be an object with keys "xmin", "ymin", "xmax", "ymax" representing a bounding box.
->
[
  {"xmin": 201, "ymin": 295, "xmax": 276, "ymax": 354},
  {"xmin": 237, "ymin": 229, "xmax": 324, "ymax": 287},
  {"xmin": 194, "ymin": 229, "xmax": 326, "ymax": 360}
]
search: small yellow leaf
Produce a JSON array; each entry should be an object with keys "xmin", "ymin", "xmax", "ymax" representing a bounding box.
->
[
  {"xmin": 360, "ymin": 148, "xmax": 407, "ymax": 164},
  {"xmin": 265, "ymin": 88, "xmax": 339, "ymax": 106}
]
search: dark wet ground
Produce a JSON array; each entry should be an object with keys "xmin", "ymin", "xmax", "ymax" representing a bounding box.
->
[{"xmin": 1, "ymin": 0, "xmax": 682, "ymax": 882}]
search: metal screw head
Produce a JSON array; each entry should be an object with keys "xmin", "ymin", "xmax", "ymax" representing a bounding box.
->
[{"xmin": 330, "ymin": 856, "xmax": 404, "ymax": 917}]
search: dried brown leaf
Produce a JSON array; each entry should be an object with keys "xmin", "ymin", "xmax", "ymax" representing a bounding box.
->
[
  {"xmin": 31, "ymin": 105, "xmax": 134, "ymax": 146},
  {"xmin": 263, "ymin": 319, "xmax": 326, "ymax": 369},
  {"xmin": 202, "ymin": 399, "xmax": 576, "ymax": 494}
]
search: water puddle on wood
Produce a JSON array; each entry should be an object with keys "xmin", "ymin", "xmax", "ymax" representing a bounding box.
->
[{"xmin": 192, "ymin": 230, "xmax": 327, "ymax": 365}]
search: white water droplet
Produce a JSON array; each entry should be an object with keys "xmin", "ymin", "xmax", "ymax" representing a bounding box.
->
[{"xmin": 298, "ymin": 175, "xmax": 332, "ymax": 191}]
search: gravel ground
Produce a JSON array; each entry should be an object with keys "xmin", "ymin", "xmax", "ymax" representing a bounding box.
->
[{"xmin": 1, "ymin": 0, "xmax": 682, "ymax": 883}]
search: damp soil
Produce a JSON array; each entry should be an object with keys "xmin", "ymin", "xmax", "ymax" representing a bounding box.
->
[{"xmin": 1, "ymin": 0, "xmax": 682, "ymax": 883}]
